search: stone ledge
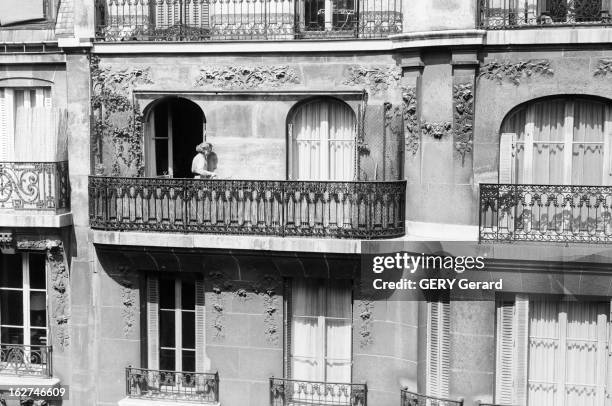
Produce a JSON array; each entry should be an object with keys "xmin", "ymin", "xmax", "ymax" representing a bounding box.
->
[
  {"xmin": 118, "ymin": 397, "xmax": 219, "ymax": 406},
  {"xmin": 0, "ymin": 212, "xmax": 72, "ymax": 228},
  {"xmin": 486, "ymin": 26, "xmax": 612, "ymax": 45},
  {"xmin": 0, "ymin": 375, "xmax": 60, "ymax": 387}
]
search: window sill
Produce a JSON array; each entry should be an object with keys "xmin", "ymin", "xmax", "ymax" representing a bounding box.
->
[
  {"xmin": 118, "ymin": 397, "xmax": 220, "ymax": 406},
  {"xmin": 0, "ymin": 375, "xmax": 60, "ymax": 387}
]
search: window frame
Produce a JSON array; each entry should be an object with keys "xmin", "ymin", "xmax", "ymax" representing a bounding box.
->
[
  {"xmin": 284, "ymin": 278, "xmax": 353, "ymax": 383},
  {"xmin": 0, "ymin": 252, "xmax": 49, "ymax": 348}
]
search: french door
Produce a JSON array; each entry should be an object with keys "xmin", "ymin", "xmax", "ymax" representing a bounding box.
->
[{"xmin": 289, "ymin": 98, "xmax": 356, "ymax": 181}]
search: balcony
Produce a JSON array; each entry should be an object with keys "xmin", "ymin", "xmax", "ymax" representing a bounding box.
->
[
  {"xmin": 479, "ymin": 0, "xmax": 611, "ymax": 29},
  {"xmin": 88, "ymin": 177, "xmax": 406, "ymax": 239},
  {"xmin": 269, "ymin": 378, "xmax": 367, "ymax": 406},
  {"xmin": 125, "ymin": 367, "xmax": 219, "ymax": 403},
  {"xmin": 95, "ymin": 0, "xmax": 402, "ymax": 41},
  {"xmin": 0, "ymin": 344, "xmax": 52, "ymax": 378},
  {"xmin": 0, "ymin": 162, "xmax": 69, "ymax": 212},
  {"xmin": 479, "ymin": 183, "xmax": 612, "ymax": 244},
  {"xmin": 400, "ymin": 389, "xmax": 463, "ymax": 406}
]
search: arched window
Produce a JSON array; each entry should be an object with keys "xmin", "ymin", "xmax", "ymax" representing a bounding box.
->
[
  {"xmin": 145, "ymin": 97, "xmax": 205, "ymax": 178},
  {"xmin": 288, "ymin": 98, "xmax": 356, "ymax": 181},
  {"xmin": 499, "ymin": 97, "xmax": 612, "ymax": 185}
]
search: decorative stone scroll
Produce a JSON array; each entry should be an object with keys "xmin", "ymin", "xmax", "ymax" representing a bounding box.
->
[
  {"xmin": 194, "ymin": 65, "xmax": 301, "ymax": 89},
  {"xmin": 479, "ymin": 59, "xmax": 553, "ymax": 85}
]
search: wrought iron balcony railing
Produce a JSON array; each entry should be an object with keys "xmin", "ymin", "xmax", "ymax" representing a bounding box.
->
[
  {"xmin": 126, "ymin": 367, "xmax": 219, "ymax": 402},
  {"xmin": 479, "ymin": 0, "xmax": 611, "ymax": 29},
  {"xmin": 88, "ymin": 177, "xmax": 406, "ymax": 239},
  {"xmin": 95, "ymin": 0, "xmax": 402, "ymax": 41},
  {"xmin": 479, "ymin": 183, "xmax": 612, "ymax": 244},
  {"xmin": 401, "ymin": 388, "xmax": 464, "ymax": 406},
  {"xmin": 270, "ymin": 377, "xmax": 367, "ymax": 406},
  {"xmin": 0, "ymin": 344, "xmax": 53, "ymax": 378},
  {"xmin": 0, "ymin": 161, "xmax": 69, "ymax": 212}
]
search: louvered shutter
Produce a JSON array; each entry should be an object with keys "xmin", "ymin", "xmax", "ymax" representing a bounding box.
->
[
  {"xmin": 43, "ymin": 88, "xmax": 52, "ymax": 108},
  {"xmin": 603, "ymin": 106, "xmax": 612, "ymax": 186},
  {"xmin": 147, "ymin": 276, "xmax": 160, "ymax": 370},
  {"xmin": 0, "ymin": 89, "xmax": 8, "ymax": 161},
  {"xmin": 284, "ymin": 279, "xmax": 292, "ymax": 378},
  {"xmin": 288, "ymin": 123, "xmax": 294, "ymax": 180},
  {"xmin": 427, "ymin": 300, "xmax": 450, "ymax": 398},
  {"xmin": 499, "ymin": 133, "xmax": 515, "ymax": 184},
  {"xmin": 495, "ymin": 301, "xmax": 514, "ymax": 404},
  {"xmin": 195, "ymin": 278, "xmax": 207, "ymax": 372},
  {"xmin": 513, "ymin": 294, "xmax": 529, "ymax": 405}
]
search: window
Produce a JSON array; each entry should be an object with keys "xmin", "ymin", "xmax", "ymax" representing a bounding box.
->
[
  {"xmin": 288, "ymin": 279, "xmax": 352, "ymax": 383},
  {"xmin": 0, "ymin": 87, "xmax": 61, "ymax": 162},
  {"xmin": 146, "ymin": 275, "xmax": 205, "ymax": 373},
  {"xmin": 299, "ymin": 0, "xmax": 357, "ymax": 32},
  {"xmin": 426, "ymin": 299, "xmax": 450, "ymax": 399},
  {"xmin": 289, "ymin": 99, "xmax": 356, "ymax": 181},
  {"xmin": 499, "ymin": 98, "xmax": 612, "ymax": 185},
  {"xmin": 495, "ymin": 296, "xmax": 609, "ymax": 406},
  {"xmin": 0, "ymin": 0, "xmax": 56, "ymax": 26},
  {"xmin": 0, "ymin": 252, "xmax": 48, "ymax": 347}
]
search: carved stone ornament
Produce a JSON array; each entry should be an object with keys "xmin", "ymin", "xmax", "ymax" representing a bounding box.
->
[
  {"xmin": 402, "ymin": 87, "xmax": 419, "ymax": 155},
  {"xmin": 194, "ymin": 65, "xmax": 301, "ymax": 89},
  {"xmin": 594, "ymin": 59, "xmax": 612, "ymax": 77},
  {"xmin": 343, "ymin": 66, "xmax": 401, "ymax": 94},
  {"xmin": 46, "ymin": 243, "xmax": 70, "ymax": 351},
  {"xmin": 479, "ymin": 59, "xmax": 553, "ymax": 85},
  {"xmin": 421, "ymin": 121, "xmax": 452, "ymax": 139},
  {"xmin": 453, "ymin": 82, "xmax": 474, "ymax": 164}
]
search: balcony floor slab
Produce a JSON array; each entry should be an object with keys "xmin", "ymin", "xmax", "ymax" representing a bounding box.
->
[
  {"xmin": 0, "ymin": 212, "xmax": 72, "ymax": 228},
  {"xmin": 118, "ymin": 397, "xmax": 219, "ymax": 406},
  {"xmin": 0, "ymin": 375, "xmax": 60, "ymax": 387}
]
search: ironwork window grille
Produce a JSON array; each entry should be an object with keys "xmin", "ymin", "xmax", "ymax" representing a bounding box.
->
[
  {"xmin": 0, "ymin": 252, "xmax": 51, "ymax": 377},
  {"xmin": 479, "ymin": 0, "xmax": 612, "ymax": 28}
]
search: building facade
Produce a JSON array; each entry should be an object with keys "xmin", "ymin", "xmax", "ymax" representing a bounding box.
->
[{"xmin": 0, "ymin": 0, "xmax": 611, "ymax": 405}]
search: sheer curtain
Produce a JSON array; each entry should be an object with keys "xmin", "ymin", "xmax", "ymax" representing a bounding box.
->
[
  {"xmin": 291, "ymin": 279, "xmax": 352, "ymax": 383},
  {"xmin": 532, "ymin": 99, "xmax": 566, "ymax": 185},
  {"xmin": 528, "ymin": 301, "xmax": 608, "ymax": 406},
  {"xmin": 292, "ymin": 99, "xmax": 356, "ymax": 181},
  {"xmin": 572, "ymin": 100, "xmax": 605, "ymax": 186}
]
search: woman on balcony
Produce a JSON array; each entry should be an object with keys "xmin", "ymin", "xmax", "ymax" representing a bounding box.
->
[{"xmin": 191, "ymin": 142, "xmax": 217, "ymax": 179}]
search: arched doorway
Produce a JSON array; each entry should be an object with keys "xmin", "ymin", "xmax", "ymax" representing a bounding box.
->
[
  {"xmin": 288, "ymin": 98, "xmax": 356, "ymax": 181},
  {"xmin": 146, "ymin": 97, "xmax": 205, "ymax": 178}
]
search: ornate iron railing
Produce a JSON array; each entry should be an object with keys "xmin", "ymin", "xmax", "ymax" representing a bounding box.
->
[
  {"xmin": 475, "ymin": 403, "xmax": 513, "ymax": 406},
  {"xmin": 0, "ymin": 161, "xmax": 69, "ymax": 212},
  {"xmin": 126, "ymin": 367, "xmax": 219, "ymax": 402},
  {"xmin": 95, "ymin": 0, "xmax": 402, "ymax": 41},
  {"xmin": 479, "ymin": 183, "xmax": 612, "ymax": 243},
  {"xmin": 0, "ymin": 344, "xmax": 52, "ymax": 377},
  {"xmin": 479, "ymin": 0, "xmax": 612, "ymax": 28},
  {"xmin": 400, "ymin": 389, "xmax": 463, "ymax": 406},
  {"xmin": 270, "ymin": 377, "xmax": 367, "ymax": 406},
  {"xmin": 88, "ymin": 177, "xmax": 406, "ymax": 239}
]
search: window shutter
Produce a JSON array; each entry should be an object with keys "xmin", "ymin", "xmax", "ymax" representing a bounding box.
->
[
  {"xmin": 288, "ymin": 123, "xmax": 293, "ymax": 180},
  {"xmin": 595, "ymin": 303, "xmax": 609, "ymax": 405},
  {"xmin": 495, "ymin": 301, "xmax": 514, "ymax": 404},
  {"xmin": 499, "ymin": 133, "xmax": 515, "ymax": 184},
  {"xmin": 147, "ymin": 276, "xmax": 160, "ymax": 370},
  {"xmin": 195, "ymin": 278, "xmax": 207, "ymax": 373},
  {"xmin": 603, "ymin": 106, "xmax": 612, "ymax": 186},
  {"xmin": 43, "ymin": 88, "xmax": 52, "ymax": 108},
  {"xmin": 284, "ymin": 279, "xmax": 292, "ymax": 379},
  {"xmin": 513, "ymin": 294, "xmax": 529, "ymax": 405},
  {"xmin": 0, "ymin": 89, "xmax": 8, "ymax": 161},
  {"xmin": 427, "ymin": 300, "xmax": 450, "ymax": 398}
]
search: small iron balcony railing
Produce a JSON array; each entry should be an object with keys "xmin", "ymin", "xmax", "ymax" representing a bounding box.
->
[
  {"xmin": 88, "ymin": 177, "xmax": 406, "ymax": 239},
  {"xmin": 126, "ymin": 367, "xmax": 219, "ymax": 403},
  {"xmin": 479, "ymin": 0, "xmax": 611, "ymax": 29},
  {"xmin": 479, "ymin": 183, "xmax": 612, "ymax": 244},
  {"xmin": 400, "ymin": 388, "xmax": 463, "ymax": 406},
  {"xmin": 0, "ymin": 161, "xmax": 69, "ymax": 212},
  {"xmin": 270, "ymin": 377, "xmax": 367, "ymax": 406},
  {"xmin": 95, "ymin": 0, "xmax": 402, "ymax": 41},
  {"xmin": 0, "ymin": 344, "xmax": 52, "ymax": 378}
]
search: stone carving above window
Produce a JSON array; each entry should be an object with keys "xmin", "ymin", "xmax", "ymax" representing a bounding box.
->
[
  {"xmin": 194, "ymin": 65, "xmax": 301, "ymax": 89},
  {"xmin": 479, "ymin": 59, "xmax": 553, "ymax": 85},
  {"xmin": 594, "ymin": 59, "xmax": 612, "ymax": 77},
  {"xmin": 343, "ymin": 66, "xmax": 401, "ymax": 94}
]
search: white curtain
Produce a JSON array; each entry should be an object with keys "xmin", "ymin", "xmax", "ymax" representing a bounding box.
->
[
  {"xmin": 532, "ymin": 100, "xmax": 566, "ymax": 185},
  {"xmin": 292, "ymin": 99, "xmax": 355, "ymax": 181},
  {"xmin": 291, "ymin": 279, "xmax": 352, "ymax": 383},
  {"xmin": 572, "ymin": 100, "xmax": 605, "ymax": 186},
  {"xmin": 528, "ymin": 301, "xmax": 608, "ymax": 406}
]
